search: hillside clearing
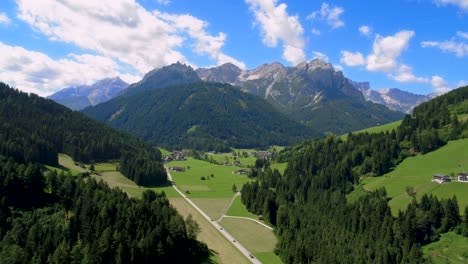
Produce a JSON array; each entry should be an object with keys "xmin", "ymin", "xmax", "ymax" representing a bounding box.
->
[
  {"xmin": 422, "ymin": 232, "xmax": 468, "ymax": 264},
  {"xmin": 361, "ymin": 138, "xmax": 468, "ymax": 214}
]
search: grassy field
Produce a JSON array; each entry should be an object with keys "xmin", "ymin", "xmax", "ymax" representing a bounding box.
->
[
  {"xmin": 255, "ymin": 252, "xmax": 283, "ymax": 264},
  {"xmin": 270, "ymin": 162, "xmax": 288, "ymax": 175},
  {"xmin": 341, "ymin": 120, "xmax": 402, "ymax": 140},
  {"xmin": 94, "ymin": 162, "xmax": 118, "ymax": 172},
  {"xmin": 171, "ymin": 198, "xmax": 250, "ymax": 264},
  {"xmin": 219, "ymin": 217, "xmax": 278, "ymax": 257},
  {"xmin": 225, "ymin": 195, "xmax": 258, "ymax": 219},
  {"xmin": 360, "ymin": 138, "xmax": 468, "ymax": 214},
  {"xmin": 58, "ymin": 154, "xmax": 87, "ymax": 174},
  {"xmin": 167, "ymin": 158, "xmax": 252, "ymax": 198},
  {"xmin": 158, "ymin": 147, "xmax": 171, "ymax": 157},
  {"xmin": 191, "ymin": 198, "xmax": 232, "ymax": 220},
  {"xmin": 423, "ymin": 232, "xmax": 468, "ymax": 264}
]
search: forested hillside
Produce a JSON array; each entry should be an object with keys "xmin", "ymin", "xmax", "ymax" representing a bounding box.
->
[
  {"xmin": 0, "ymin": 82, "xmax": 165, "ymax": 186},
  {"xmin": 0, "ymin": 82, "xmax": 210, "ymax": 263},
  {"xmin": 0, "ymin": 156, "xmax": 209, "ymax": 263},
  {"xmin": 83, "ymin": 82, "xmax": 319, "ymax": 151},
  {"xmin": 242, "ymin": 86, "xmax": 468, "ymax": 263}
]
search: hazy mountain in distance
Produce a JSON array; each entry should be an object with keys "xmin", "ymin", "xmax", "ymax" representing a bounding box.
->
[
  {"xmin": 351, "ymin": 81, "xmax": 435, "ymax": 113},
  {"xmin": 48, "ymin": 77, "xmax": 128, "ymax": 110}
]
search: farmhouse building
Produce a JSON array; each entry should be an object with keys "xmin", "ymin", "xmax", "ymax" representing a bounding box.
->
[
  {"xmin": 432, "ymin": 174, "xmax": 451, "ymax": 184},
  {"xmin": 233, "ymin": 169, "xmax": 248, "ymax": 175},
  {"xmin": 458, "ymin": 172, "xmax": 468, "ymax": 182},
  {"xmin": 170, "ymin": 166, "xmax": 185, "ymax": 172}
]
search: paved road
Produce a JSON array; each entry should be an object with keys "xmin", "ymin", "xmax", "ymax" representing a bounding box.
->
[{"xmin": 165, "ymin": 167, "xmax": 261, "ymax": 264}]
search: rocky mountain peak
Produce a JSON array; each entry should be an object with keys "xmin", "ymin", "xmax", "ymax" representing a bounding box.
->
[{"xmin": 296, "ymin": 58, "xmax": 334, "ymax": 72}]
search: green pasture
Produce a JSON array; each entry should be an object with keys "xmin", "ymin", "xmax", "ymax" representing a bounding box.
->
[
  {"xmin": 341, "ymin": 120, "xmax": 402, "ymax": 140},
  {"xmin": 207, "ymin": 152, "xmax": 256, "ymax": 167},
  {"xmin": 255, "ymin": 253, "xmax": 284, "ymax": 264},
  {"xmin": 225, "ymin": 195, "xmax": 258, "ymax": 219},
  {"xmin": 94, "ymin": 162, "xmax": 118, "ymax": 172},
  {"xmin": 361, "ymin": 138, "xmax": 468, "ymax": 214},
  {"xmin": 191, "ymin": 198, "xmax": 232, "ymax": 220},
  {"xmin": 158, "ymin": 148, "xmax": 171, "ymax": 157},
  {"xmin": 167, "ymin": 158, "xmax": 252, "ymax": 198},
  {"xmin": 58, "ymin": 153, "xmax": 87, "ymax": 173},
  {"xmin": 423, "ymin": 232, "xmax": 468, "ymax": 264},
  {"xmin": 219, "ymin": 217, "xmax": 278, "ymax": 255},
  {"xmin": 270, "ymin": 162, "xmax": 288, "ymax": 175}
]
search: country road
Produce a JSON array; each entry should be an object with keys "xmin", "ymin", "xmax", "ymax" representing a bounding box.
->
[{"xmin": 165, "ymin": 166, "xmax": 261, "ymax": 264}]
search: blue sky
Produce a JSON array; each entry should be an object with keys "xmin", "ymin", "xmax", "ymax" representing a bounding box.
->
[{"xmin": 0, "ymin": 0, "xmax": 467, "ymax": 96}]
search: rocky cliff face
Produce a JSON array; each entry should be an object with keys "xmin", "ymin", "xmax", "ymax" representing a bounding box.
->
[{"xmin": 48, "ymin": 77, "xmax": 128, "ymax": 110}]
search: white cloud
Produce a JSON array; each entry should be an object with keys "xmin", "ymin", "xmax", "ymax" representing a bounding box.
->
[
  {"xmin": 434, "ymin": 0, "xmax": 468, "ymax": 11},
  {"xmin": 307, "ymin": 2, "xmax": 344, "ymax": 29},
  {"xmin": 311, "ymin": 28, "xmax": 321, "ymax": 35},
  {"xmin": 359, "ymin": 25, "xmax": 372, "ymax": 36},
  {"xmin": 157, "ymin": 0, "xmax": 171, "ymax": 6},
  {"xmin": 421, "ymin": 40, "xmax": 468, "ymax": 57},
  {"xmin": 458, "ymin": 80, "xmax": 467, "ymax": 87},
  {"xmin": 16, "ymin": 0, "xmax": 244, "ymax": 74},
  {"xmin": 340, "ymin": 51, "xmax": 365, "ymax": 66},
  {"xmin": 431, "ymin": 75, "xmax": 452, "ymax": 94},
  {"xmin": 156, "ymin": 12, "xmax": 246, "ymax": 69},
  {"xmin": 389, "ymin": 64, "xmax": 429, "ymax": 83},
  {"xmin": 0, "ymin": 12, "xmax": 11, "ymax": 25},
  {"xmin": 367, "ymin": 30, "xmax": 414, "ymax": 72},
  {"xmin": 341, "ymin": 30, "xmax": 415, "ymax": 72},
  {"xmin": 312, "ymin": 51, "xmax": 328, "ymax": 62},
  {"xmin": 0, "ymin": 42, "xmax": 137, "ymax": 96},
  {"xmin": 457, "ymin": 31, "xmax": 468, "ymax": 39},
  {"xmin": 245, "ymin": 0, "xmax": 305, "ymax": 65},
  {"xmin": 334, "ymin": 64, "xmax": 343, "ymax": 71}
]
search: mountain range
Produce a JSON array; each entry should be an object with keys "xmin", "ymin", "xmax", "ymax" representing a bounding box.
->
[
  {"xmin": 195, "ymin": 59, "xmax": 402, "ymax": 134},
  {"xmin": 350, "ymin": 81, "xmax": 435, "ymax": 113},
  {"xmin": 82, "ymin": 82, "xmax": 319, "ymax": 151},
  {"xmin": 48, "ymin": 77, "xmax": 128, "ymax": 110},
  {"xmin": 81, "ymin": 61, "xmax": 403, "ymax": 146}
]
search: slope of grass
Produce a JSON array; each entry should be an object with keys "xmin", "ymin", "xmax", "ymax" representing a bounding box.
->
[
  {"xmin": 58, "ymin": 153, "xmax": 87, "ymax": 173},
  {"xmin": 167, "ymin": 158, "xmax": 252, "ymax": 198},
  {"xmin": 341, "ymin": 120, "xmax": 402, "ymax": 140},
  {"xmin": 362, "ymin": 138, "xmax": 468, "ymax": 214},
  {"xmin": 225, "ymin": 195, "xmax": 258, "ymax": 219},
  {"xmin": 423, "ymin": 232, "xmax": 468, "ymax": 264},
  {"xmin": 270, "ymin": 162, "xmax": 287, "ymax": 175}
]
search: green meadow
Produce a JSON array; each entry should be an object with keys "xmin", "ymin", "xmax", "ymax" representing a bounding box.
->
[
  {"xmin": 219, "ymin": 217, "xmax": 281, "ymax": 263},
  {"xmin": 423, "ymin": 232, "xmax": 468, "ymax": 264},
  {"xmin": 361, "ymin": 138, "xmax": 468, "ymax": 214},
  {"xmin": 225, "ymin": 195, "xmax": 258, "ymax": 219},
  {"xmin": 167, "ymin": 158, "xmax": 252, "ymax": 198}
]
